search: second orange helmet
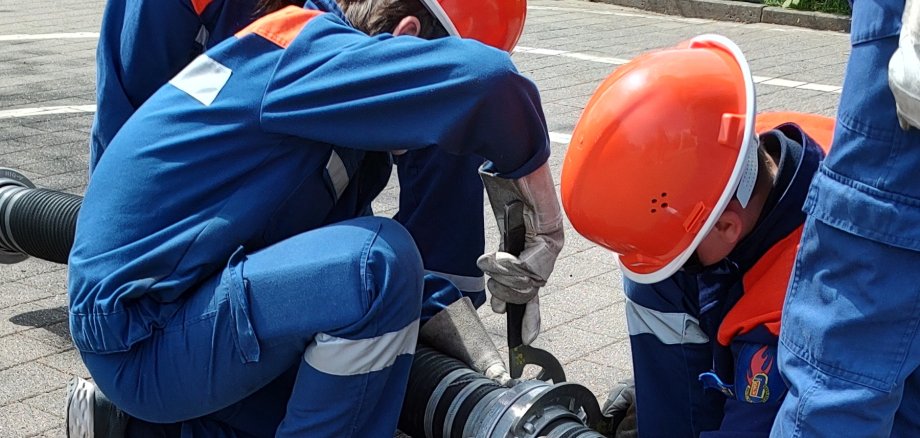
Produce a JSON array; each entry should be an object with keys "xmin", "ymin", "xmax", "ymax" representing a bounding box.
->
[{"xmin": 561, "ymin": 35, "xmax": 758, "ymax": 284}]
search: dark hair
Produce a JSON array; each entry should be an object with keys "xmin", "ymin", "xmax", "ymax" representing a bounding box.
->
[
  {"xmin": 339, "ymin": 0, "xmax": 446, "ymax": 38},
  {"xmin": 253, "ymin": 0, "xmax": 303, "ymax": 16},
  {"xmin": 254, "ymin": 0, "xmax": 446, "ymax": 39}
]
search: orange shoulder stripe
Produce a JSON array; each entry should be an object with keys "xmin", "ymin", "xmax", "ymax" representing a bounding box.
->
[
  {"xmin": 191, "ymin": 0, "xmax": 215, "ymax": 16},
  {"xmin": 716, "ymin": 226, "xmax": 804, "ymax": 346},
  {"xmin": 235, "ymin": 6, "xmax": 323, "ymax": 48}
]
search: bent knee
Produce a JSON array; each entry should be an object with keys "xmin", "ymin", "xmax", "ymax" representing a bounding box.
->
[{"xmin": 362, "ymin": 217, "xmax": 424, "ymax": 299}]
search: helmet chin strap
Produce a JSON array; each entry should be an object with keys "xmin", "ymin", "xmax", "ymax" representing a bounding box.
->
[{"xmin": 734, "ymin": 134, "xmax": 760, "ymax": 209}]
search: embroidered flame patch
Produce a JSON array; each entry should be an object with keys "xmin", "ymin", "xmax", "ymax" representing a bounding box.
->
[{"xmin": 745, "ymin": 345, "xmax": 773, "ymax": 403}]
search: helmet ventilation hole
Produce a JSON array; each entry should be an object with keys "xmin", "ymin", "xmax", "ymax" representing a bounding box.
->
[{"xmin": 651, "ymin": 194, "xmax": 669, "ymax": 213}]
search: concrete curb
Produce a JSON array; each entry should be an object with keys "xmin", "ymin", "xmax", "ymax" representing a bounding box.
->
[
  {"xmin": 761, "ymin": 6, "xmax": 850, "ymax": 32},
  {"xmin": 586, "ymin": 0, "xmax": 850, "ymax": 32}
]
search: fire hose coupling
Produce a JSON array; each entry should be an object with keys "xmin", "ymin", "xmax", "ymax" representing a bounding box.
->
[
  {"xmin": 400, "ymin": 346, "xmax": 612, "ymax": 438},
  {"xmin": 0, "ymin": 168, "xmax": 36, "ymax": 264},
  {"xmin": 0, "ymin": 167, "xmax": 83, "ymax": 265}
]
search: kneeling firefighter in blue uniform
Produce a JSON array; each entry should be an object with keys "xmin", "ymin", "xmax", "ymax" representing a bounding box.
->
[
  {"xmin": 560, "ymin": 36, "xmax": 832, "ymax": 437},
  {"xmin": 772, "ymin": 1, "xmax": 920, "ymax": 436},
  {"xmin": 65, "ymin": 0, "xmax": 564, "ymax": 436},
  {"xmin": 93, "ymin": 0, "xmax": 490, "ymax": 313}
]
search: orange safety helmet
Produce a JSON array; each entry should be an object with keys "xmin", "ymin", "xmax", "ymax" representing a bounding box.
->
[
  {"xmin": 561, "ymin": 34, "xmax": 758, "ymax": 284},
  {"xmin": 419, "ymin": 0, "xmax": 526, "ymax": 52}
]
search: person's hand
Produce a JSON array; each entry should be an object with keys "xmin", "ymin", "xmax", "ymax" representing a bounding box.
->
[
  {"xmin": 602, "ymin": 379, "xmax": 637, "ymax": 438},
  {"xmin": 479, "ymin": 162, "xmax": 564, "ymax": 345},
  {"xmin": 889, "ymin": 0, "xmax": 920, "ymax": 130}
]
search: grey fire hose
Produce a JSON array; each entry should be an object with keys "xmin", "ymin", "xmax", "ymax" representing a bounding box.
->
[{"xmin": 0, "ymin": 167, "xmax": 614, "ymax": 437}]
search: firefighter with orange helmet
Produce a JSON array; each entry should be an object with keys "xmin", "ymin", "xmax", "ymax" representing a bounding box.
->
[
  {"xmin": 562, "ymin": 35, "xmax": 830, "ymax": 437},
  {"xmin": 64, "ymin": 0, "xmax": 563, "ymax": 437}
]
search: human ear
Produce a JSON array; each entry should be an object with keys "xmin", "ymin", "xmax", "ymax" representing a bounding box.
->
[
  {"xmin": 713, "ymin": 210, "xmax": 743, "ymax": 246},
  {"xmin": 392, "ymin": 16, "xmax": 421, "ymax": 37}
]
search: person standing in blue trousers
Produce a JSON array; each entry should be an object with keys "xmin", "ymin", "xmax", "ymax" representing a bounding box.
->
[
  {"xmin": 772, "ymin": 1, "xmax": 920, "ymax": 436},
  {"xmin": 65, "ymin": 1, "xmax": 564, "ymax": 437}
]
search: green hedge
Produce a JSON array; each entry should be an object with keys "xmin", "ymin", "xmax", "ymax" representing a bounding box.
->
[{"xmin": 763, "ymin": 0, "xmax": 851, "ymax": 15}]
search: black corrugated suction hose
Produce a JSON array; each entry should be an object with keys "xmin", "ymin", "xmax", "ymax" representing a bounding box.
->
[{"xmin": 0, "ymin": 185, "xmax": 82, "ymax": 264}]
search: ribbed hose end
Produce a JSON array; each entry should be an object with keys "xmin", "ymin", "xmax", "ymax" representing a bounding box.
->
[
  {"xmin": 4, "ymin": 188, "xmax": 83, "ymax": 264},
  {"xmin": 0, "ymin": 168, "xmax": 83, "ymax": 265}
]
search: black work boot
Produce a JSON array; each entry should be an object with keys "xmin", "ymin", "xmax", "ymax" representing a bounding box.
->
[{"xmin": 66, "ymin": 377, "xmax": 129, "ymax": 438}]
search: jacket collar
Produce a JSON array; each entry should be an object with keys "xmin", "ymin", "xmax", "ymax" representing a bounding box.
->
[
  {"xmin": 303, "ymin": 0, "xmax": 351, "ymax": 26},
  {"xmin": 725, "ymin": 123, "xmax": 826, "ymax": 272}
]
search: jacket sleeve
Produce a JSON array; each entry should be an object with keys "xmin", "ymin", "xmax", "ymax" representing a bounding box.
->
[
  {"xmin": 395, "ymin": 147, "xmax": 488, "ymax": 320},
  {"xmin": 260, "ymin": 17, "xmax": 550, "ymax": 178},
  {"xmin": 115, "ymin": 0, "xmax": 206, "ymax": 109},
  {"xmin": 700, "ymin": 340, "xmax": 785, "ymax": 438}
]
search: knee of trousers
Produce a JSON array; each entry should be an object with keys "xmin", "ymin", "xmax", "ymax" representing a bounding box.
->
[{"xmin": 360, "ymin": 217, "xmax": 425, "ymax": 312}]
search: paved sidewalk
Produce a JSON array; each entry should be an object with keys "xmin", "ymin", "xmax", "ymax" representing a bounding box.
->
[{"xmin": 0, "ymin": 0, "xmax": 849, "ymax": 436}]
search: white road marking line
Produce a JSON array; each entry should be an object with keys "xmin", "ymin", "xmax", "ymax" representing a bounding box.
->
[
  {"xmin": 550, "ymin": 132, "xmax": 573, "ymax": 144},
  {"xmin": 515, "ymin": 46, "xmax": 630, "ymax": 65},
  {"xmin": 761, "ymin": 78, "xmax": 808, "ymax": 88},
  {"xmin": 516, "ymin": 48, "xmax": 842, "ymax": 93},
  {"xmin": 0, "ymin": 105, "xmax": 96, "ymax": 119},
  {"xmin": 0, "ymin": 32, "xmax": 100, "ymax": 41},
  {"xmin": 797, "ymin": 83, "xmax": 843, "ymax": 92}
]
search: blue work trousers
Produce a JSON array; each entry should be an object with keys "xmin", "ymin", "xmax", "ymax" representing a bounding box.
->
[
  {"xmin": 773, "ymin": 218, "xmax": 920, "ymax": 437},
  {"xmin": 773, "ymin": 24, "xmax": 920, "ymax": 437},
  {"xmin": 81, "ymin": 217, "xmax": 424, "ymax": 437}
]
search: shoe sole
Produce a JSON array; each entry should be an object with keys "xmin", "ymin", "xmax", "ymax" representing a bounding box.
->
[{"xmin": 66, "ymin": 377, "xmax": 95, "ymax": 438}]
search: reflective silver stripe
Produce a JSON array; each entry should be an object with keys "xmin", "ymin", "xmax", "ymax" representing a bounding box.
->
[
  {"xmin": 325, "ymin": 150, "xmax": 349, "ymax": 200},
  {"xmin": 426, "ymin": 270, "xmax": 485, "ymax": 292},
  {"xmin": 168, "ymin": 55, "xmax": 232, "ymax": 106},
  {"xmin": 625, "ymin": 297, "xmax": 709, "ymax": 345},
  {"xmin": 303, "ymin": 319, "xmax": 419, "ymax": 376}
]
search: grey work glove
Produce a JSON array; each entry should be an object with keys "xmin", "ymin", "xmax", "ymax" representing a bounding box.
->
[
  {"xmin": 889, "ymin": 0, "xmax": 920, "ymax": 130},
  {"xmin": 419, "ymin": 297, "xmax": 512, "ymax": 386},
  {"xmin": 602, "ymin": 379, "xmax": 638, "ymax": 438},
  {"xmin": 478, "ymin": 161, "xmax": 564, "ymax": 345}
]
